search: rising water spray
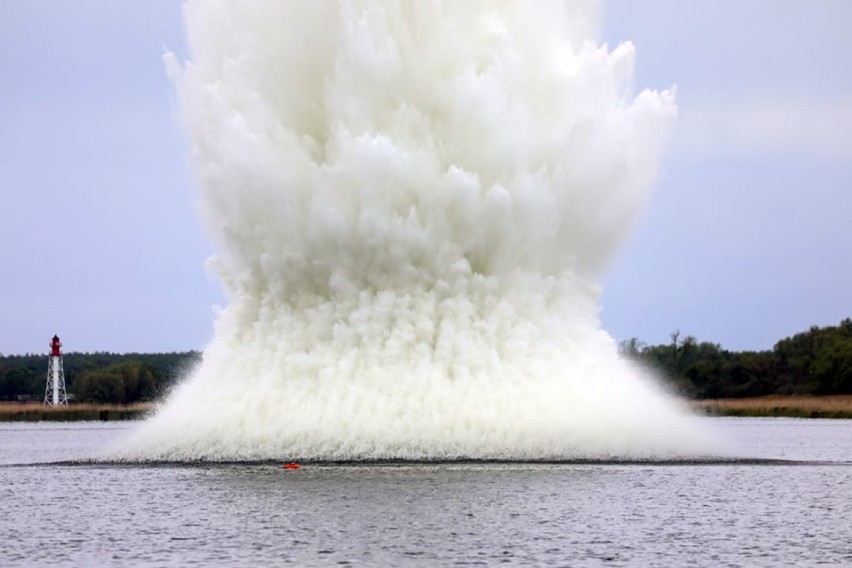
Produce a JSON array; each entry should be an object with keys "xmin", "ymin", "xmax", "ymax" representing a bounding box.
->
[{"xmin": 123, "ymin": 0, "xmax": 716, "ymax": 461}]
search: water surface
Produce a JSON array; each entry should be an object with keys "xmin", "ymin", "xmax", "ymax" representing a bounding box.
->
[{"xmin": 1, "ymin": 418, "xmax": 850, "ymax": 566}]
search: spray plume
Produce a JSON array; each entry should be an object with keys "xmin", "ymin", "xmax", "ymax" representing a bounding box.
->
[{"xmin": 122, "ymin": 0, "xmax": 716, "ymax": 461}]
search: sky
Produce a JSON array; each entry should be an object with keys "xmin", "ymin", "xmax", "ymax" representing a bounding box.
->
[{"xmin": 1, "ymin": 0, "xmax": 850, "ymax": 355}]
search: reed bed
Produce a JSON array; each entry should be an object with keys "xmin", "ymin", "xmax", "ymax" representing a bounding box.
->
[
  {"xmin": 693, "ymin": 395, "xmax": 852, "ymax": 419},
  {"xmin": 2, "ymin": 397, "xmax": 851, "ymax": 421},
  {"xmin": 0, "ymin": 402, "xmax": 158, "ymax": 422}
]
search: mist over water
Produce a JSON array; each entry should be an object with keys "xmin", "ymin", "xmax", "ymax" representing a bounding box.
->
[{"xmin": 123, "ymin": 0, "xmax": 717, "ymax": 461}]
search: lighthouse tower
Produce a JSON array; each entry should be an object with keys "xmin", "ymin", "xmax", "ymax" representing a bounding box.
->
[{"xmin": 44, "ymin": 335, "xmax": 68, "ymax": 406}]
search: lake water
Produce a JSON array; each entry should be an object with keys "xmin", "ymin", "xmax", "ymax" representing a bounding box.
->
[{"xmin": 1, "ymin": 418, "xmax": 850, "ymax": 567}]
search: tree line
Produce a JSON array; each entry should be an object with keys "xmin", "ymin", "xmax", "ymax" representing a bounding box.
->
[
  {"xmin": 0, "ymin": 351, "xmax": 200, "ymax": 404},
  {"xmin": 620, "ymin": 318, "xmax": 852, "ymax": 398},
  {"xmin": 1, "ymin": 318, "xmax": 850, "ymax": 403}
]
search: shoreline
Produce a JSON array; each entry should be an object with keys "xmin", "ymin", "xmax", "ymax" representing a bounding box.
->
[
  {"xmin": 2, "ymin": 396, "xmax": 852, "ymax": 422},
  {"xmin": 0, "ymin": 402, "xmax": 157, "ymax": 422},
  {"xmin": 692, "ymin": 395, "xmax": 852, "ymax": 419}
]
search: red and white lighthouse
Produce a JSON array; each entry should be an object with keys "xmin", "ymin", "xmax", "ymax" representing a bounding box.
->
[{"xmin": 44, "ymin": 335, "xmax": 68, "ymax": 405}]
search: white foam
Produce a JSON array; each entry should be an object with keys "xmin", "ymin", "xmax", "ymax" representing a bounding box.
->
[{"xmin": 120, "ymin": 0, "xmax": 718, "ymax": 461}]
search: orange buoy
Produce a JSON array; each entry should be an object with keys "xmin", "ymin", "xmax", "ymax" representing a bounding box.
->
[{"xmin": 283, "ymin": 463, "xmax": 301, "ymax": 469}]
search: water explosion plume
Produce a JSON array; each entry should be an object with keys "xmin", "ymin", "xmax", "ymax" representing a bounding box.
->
[{"xmin": 123, "ymin": 0, "xmax": 716, "ymax": 460}]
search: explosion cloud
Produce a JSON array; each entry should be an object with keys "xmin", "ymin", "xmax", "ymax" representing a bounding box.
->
[{"xmin": 121, "ymin": 1, "xmax": 717, "ymax": 461}]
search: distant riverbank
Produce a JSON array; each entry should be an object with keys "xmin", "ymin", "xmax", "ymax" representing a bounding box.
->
[
  {"xmin": 3, "ymin": 397, "xmax": 852, "ymax": 422},
  {"xmin": 0, "ymin": 402, "xmax": 157, "ymax": 422},
  {"xmin": 693, "ymin": 395, "xmax": 852, "ymax": 419}
]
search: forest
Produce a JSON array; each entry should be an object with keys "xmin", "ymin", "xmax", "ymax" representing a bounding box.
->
[
  {"xmin": 619, "ymin": 318, "xmax": 852, "ymax": 398},
  {"xmin": 0, "ymin": 351, "xmax": 200, "ymax": 404},
  {"xmin": 1, "ymin": 319, "xmax": 850, "ymax": 404}
]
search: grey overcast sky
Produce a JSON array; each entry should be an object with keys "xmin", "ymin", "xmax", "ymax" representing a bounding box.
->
[{"xmin": 1, "ymin": 1, "xmax": 850, "ymax": 355}]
